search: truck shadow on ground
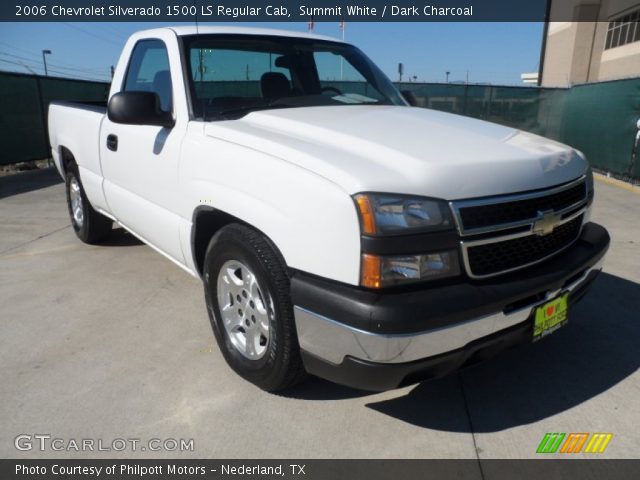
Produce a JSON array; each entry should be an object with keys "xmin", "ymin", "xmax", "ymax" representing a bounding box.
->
[
  {"xmin": 0, "ymin": 167, "xmax": 62, "ymax": 199},
  {"xmin": 365, "ymin": 272, "xmax": 639, "ymax": 431},
  {"xmin": 281, "ymin": 377, "xmax": 374, "ymax": 400},
  {"xmin": 100, "ymin": 227, "xmax": 144, "ymax": 247}
]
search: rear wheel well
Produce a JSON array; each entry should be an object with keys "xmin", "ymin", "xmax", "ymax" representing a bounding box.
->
[
  {"xmin": 59, "ymin": 146, "xmax": 76, "ymax": 175},
  {"xmin": 192, "ymin": 208, "xmax": 248, "ymax": 277}
]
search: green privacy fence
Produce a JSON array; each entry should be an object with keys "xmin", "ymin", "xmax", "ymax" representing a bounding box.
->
[
  {"xmin": 398, "ymin": 83, "xmax": 568, "ymax": 140},
  {"xmin": 0, "ymin": 71, "xmax": 109, "ymax": 166},
  {"xmin": 2, "ymin": 71, "xmax": 639, "ymax": 179},
  {"xmin": 399, "ymin": 78, "xmax": 640, "ymax": 180},
  {"xmin": 560, "ymin": 78, "xmax": 640, "ymax": 180}
]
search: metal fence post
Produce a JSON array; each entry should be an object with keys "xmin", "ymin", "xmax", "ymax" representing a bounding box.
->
[
  {"xmin": 463, "ymin": 83, "xmax": 469, "ymax": 116},
  {"xmin": 34, "ymin": 75, "xmax": 51, "ymax": 164}
]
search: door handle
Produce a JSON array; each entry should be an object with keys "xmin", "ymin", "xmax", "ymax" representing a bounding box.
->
[{"xmin": 106, "ymin": 134, "xmax": 118, "ymax": 152}]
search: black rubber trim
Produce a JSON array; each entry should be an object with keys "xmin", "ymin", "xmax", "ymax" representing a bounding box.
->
[
  {"xmin": 190, "ymin": 205, "xmax": 215, "ymax": 277},
  {"xmin": 361, "ymin": 229, "xmax": 459, "ymax": 255},
  {"xmin": 301, "ymin": 272, "xmax": 601, "ymax": 392},
  {"xmin": 172, "ymin": 31, "xmax": 195, "ymax": 121},
  {"xmin": 291, "ymin": 222, "xmax": 609, "ymax": 335}
]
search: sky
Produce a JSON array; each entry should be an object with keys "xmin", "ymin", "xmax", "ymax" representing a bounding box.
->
[{"xmin": 0, "ymin": 22, "xmax": 544, "ymax": 85}]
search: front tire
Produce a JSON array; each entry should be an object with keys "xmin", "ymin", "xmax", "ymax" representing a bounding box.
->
[
  {"xmin": 65, "ymin": 164, "xmax": 112, "ymax": 244},
  {"xmin": 203, "ymin": 224, "xmax": 306, "ymax": 392}
]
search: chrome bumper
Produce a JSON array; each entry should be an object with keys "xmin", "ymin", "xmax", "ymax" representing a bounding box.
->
[{"xmin": 294, "ymin": 258, "xmax": 604, "ymax": 366}]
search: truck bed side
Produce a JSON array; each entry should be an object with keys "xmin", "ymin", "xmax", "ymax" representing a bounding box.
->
[{"xmin": 48, "ymin": 101, "xmax": 111, "ymax": 216}]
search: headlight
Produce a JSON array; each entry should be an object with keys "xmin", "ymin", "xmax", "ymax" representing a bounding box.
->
[
  {"xmin": 354, "ymin": 193, "xmax": 459, "ymax": 288},
  {"xmin": 354, "ymin": 193, "xmax": 454, "ymax": 236},
  {"xmin": 361, "ymin": 251, "xmax": 460, "ymax": 288}
]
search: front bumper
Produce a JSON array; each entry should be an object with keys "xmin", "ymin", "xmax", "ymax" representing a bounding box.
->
[{"xmin": 291, "ymin": 222, "xmax": 610, "ymax": 391}]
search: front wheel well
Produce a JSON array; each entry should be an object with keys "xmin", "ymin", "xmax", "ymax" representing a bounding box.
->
[
  {"xmin": 192, "ymin": 208, "xmax": 290, "ymax": 280},
  {"xmin": 192, "ymin": 207, "xmax": 248, "ymax": 277}
]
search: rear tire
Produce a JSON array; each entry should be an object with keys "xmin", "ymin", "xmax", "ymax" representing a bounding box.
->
[
  {"xmin": 203, "ymin": 224, "xmax": 306, "ymax": 392},
  {"xmin": 65, "ymin": 164, "xmax": 112, "ymax": 244}
]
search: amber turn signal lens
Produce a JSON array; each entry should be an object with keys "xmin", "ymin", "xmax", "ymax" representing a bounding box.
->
[
  {"xmin": 354, "ymin": 194, "xmax": 377, "ymax": 235},
  {"xmin": 361, "ymin": 254, "xmax": 382, "ymax": 289}
]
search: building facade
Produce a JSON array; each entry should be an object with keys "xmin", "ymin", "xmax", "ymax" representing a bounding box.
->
[{"xmin": 541, "ymin": 0, "xmax": 640, "ymax": 86}]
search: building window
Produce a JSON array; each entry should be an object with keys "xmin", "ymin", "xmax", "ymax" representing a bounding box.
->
[{"xmin": 605, "ymin": 9, "xmax": 640, "ymax": 50}]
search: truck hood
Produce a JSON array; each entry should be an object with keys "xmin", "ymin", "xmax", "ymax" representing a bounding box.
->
[{"xmin": 203, "ymin": 105, "xmax": 587, "ymax": 199}]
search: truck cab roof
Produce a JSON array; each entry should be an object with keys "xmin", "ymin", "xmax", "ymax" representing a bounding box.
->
[{"xmin": 133, "ymin": 26, "xmax": 343, "ymax": 43}]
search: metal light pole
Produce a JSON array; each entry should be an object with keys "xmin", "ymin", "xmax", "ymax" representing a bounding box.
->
[
  {"xmin": 42, "ymin": 49, "xmax": 51, "ymax": 76},
  {"xmin": 446, "ymin": 71, "xmax": 450, "ymax": 83}
]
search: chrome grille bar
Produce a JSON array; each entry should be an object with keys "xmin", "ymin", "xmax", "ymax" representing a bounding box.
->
[
  {"xmin": 449, "ymin": 176, "xmax": 590, "ymax": 279},
  {"xmin": 449, "ymin": 175, "xmax": 588, "ymax": 237}
]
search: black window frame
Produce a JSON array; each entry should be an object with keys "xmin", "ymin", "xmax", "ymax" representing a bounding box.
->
[{"xmin": 121, "ymin": 38, "xmax": 174, "ymax": 114}]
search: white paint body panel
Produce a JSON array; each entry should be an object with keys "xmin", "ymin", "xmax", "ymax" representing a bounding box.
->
[
  {"xmin": 100, "ymin": 28, "xmax": 189, "ymax": 264},
  {"xmin": 48, "ymin": 27, "xmax": 589, "ymax": 286},
  {"xmin": 222, "ymin": 105, "xmax": 586, "ymax": 199},
  {"xmin": 48, "ymin": 105, "xmax": 109, "ymax": 212}
]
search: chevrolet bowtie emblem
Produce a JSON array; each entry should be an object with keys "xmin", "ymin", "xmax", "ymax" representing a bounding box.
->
[{"xmin": 533, "ymin": 210, "xmax": 562, "ymax": 236}]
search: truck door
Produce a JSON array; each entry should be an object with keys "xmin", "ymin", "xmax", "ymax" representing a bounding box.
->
[{"xmin": 100, "ymin": 38, "xmax": 186, "ymax": 265}]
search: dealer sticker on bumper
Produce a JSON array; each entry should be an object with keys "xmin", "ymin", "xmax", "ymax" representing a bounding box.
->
[{"xmin": 533, "ymin": 293, "xmax": 569, "ymax": 342}]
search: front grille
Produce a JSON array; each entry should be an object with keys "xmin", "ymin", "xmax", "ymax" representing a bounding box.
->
[
  {"xmin": 465, "ymin": 215, "xmax": 583, "ymax": 277},
  {"xmin": 459, "ymin": 181, "xmax": 586, "ymax": 231}
]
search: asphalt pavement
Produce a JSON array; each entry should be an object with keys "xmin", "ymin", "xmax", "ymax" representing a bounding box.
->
[{"xmin": 1, "ymin": 169, "xmax": 638, "ymax": 460}]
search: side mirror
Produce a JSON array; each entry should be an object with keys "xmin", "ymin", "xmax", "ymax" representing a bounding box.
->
[
  {"xmin": 107, "ymin": 91, "xmax": 174, "ymax": 128},
  {"xmin": 401, "ymin": 90, "xmax": 419, "ymax": 107}
]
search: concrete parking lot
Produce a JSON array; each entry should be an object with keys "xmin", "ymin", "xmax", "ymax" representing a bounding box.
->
[{"xmin": 1, "ymin": 169, "xmax": 639, "ymax": 459}]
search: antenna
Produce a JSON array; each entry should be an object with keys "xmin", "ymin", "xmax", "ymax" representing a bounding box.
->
[
  {"xmin": 193, "ymin": 0, "xmax": 201, "ymax": 78},
  {"xmin": 339, "ymin": 20, "xmax": 345, "ymax": 80},
  {"xmin": 193, "ymin": 0, "xmax": 206, "ymax": 121},
  {"xmin": 193, "ymin": 0, "xmax": 199, "ymax": 35}
]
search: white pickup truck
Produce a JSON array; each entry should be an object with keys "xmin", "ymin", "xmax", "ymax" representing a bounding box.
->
[{"xmin": 49, "ymin": 26, "xmax": 609, "ymax": 392}]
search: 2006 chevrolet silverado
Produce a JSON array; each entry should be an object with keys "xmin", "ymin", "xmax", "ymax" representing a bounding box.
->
[{"xmin": 48, "ymin": 27, "xmax": 610, "ymax": 392}]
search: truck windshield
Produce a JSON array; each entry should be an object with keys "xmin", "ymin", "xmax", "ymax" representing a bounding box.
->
[{"xmin": 182, "ymin": 34, "xmax": 406, "ymax": 120}]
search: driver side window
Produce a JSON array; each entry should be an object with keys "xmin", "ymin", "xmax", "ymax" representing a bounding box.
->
[{"xmin": 123, "ymin": 39, "xmax": 173, "ymax": 112}]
